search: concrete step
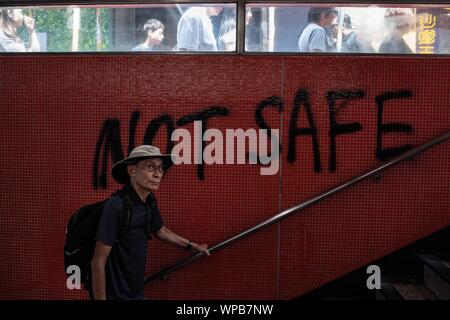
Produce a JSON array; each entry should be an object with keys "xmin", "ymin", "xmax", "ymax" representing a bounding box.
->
[
  {"xmin": 393, "ymin": 282, "xmax": 437, "ymax": 300},
  {"xmin": 443, "ymin": 260, "xmax": 450, "ymax": 269},
  {"xmin": 376, "ymin": 282, "xmax": 404, "ymax": 300},
  {"xmin": 376, "ymin": 280, "xmax": 437, "ymax": 300},
  {"xmin": 418, "ymin": 255, "xmax": 450, "ymax": 300}
]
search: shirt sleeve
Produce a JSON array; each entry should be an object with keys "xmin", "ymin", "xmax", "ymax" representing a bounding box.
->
[
  {"xmin": 149, "ymin": 199, "xmax": 164, "ymax": 234},
  {"xmin": 0, "ymin": 36, "xmax": 27, "ymax": 52},
  {"xmin": 95, "ymin": 196, "xmax": 122, "ymax": 246},
  {"xmin": 309, "ymin": 29, "xmax": 327, "ymax": 52},
  {"xmin": 177, "ymin": 16, "xmax": 201, "ymax": 50}
]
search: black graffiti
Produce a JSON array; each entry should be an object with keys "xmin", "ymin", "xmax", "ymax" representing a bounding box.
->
[
  {"xmin": 128, "ymin": 110, "xmax": 140, "ymax": 154},
  {"xmin": 93, "ymin": 118, "xmax": 125, "ymax": 189},
  {"xmin": 375, "ymin": 90, "xmax": 414, "ymax": 161},
  {"xmin": 288, "ymin": 89, "xmax": 321, "ymax": 172},
  {"xmin": 93, "ymin": 89, "xmax": 415, "ymax": 188},
  {"xmin": 143, "ymin": 114, "xmax": 176, "ymax": 170},
  {"xmin": 252, "ymin": 96, "xmax": 283, "ymax": 162},
  {"xmin": 327, "ymin": 90, "xmax": 365, "ymax": 172},
  {"xmin": 255, "ymin": 96, "xmax": 283, "ymax": 141},
  {"xmin": 177, "ymin": 107, "xmax": 230, "ymax": 180},
  {"xmin": 93, "ymin": 107, "xmax": 230, "ymax": 188}
]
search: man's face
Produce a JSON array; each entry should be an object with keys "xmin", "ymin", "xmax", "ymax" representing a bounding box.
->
[
  {"xmin": 148, "ymin": 28, "xmax": 164, "ymax": 45},
  {"xmin": 9, "ymin": 9, "xmax": 24, "ymax": 28},
  {"xmin": 128, "ymin": 158, "xmax": 164, "ymax": 192},
  {"xmin": 331, "ymin": 18, "xmax": 339, "ymax": 37},
  {"xmin": 322, "ymin": 12, "xmax": 337, "ymax": 28}
]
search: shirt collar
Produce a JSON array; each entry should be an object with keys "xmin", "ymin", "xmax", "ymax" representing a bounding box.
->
[{"xmin": 124, "ymin": 184, "xmax": 155, "ymax": 205}]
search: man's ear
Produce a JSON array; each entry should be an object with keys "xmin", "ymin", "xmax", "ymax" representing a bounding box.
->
[
  {"xmin": 127, "ymin": 165, "xmax": 135, "ymax": 178},
  {"xmin": 7, "ymin": 9, "xmax": 13, "ymax": 18}
]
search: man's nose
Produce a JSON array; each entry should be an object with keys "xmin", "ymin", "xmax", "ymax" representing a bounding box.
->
[{"xmin": 153, "ymin": 170, "xmax": 163, "ymax": 178}]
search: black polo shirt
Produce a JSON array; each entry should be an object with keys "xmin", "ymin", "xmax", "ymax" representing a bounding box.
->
[{"xmin": 95, "ymin": 184, "xmax": 164, "ymax": 300}]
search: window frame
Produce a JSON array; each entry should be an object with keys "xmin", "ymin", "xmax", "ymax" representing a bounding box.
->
[{"xmin": 1, "ymin": 0, "xmax": 449, "ymax": 55}]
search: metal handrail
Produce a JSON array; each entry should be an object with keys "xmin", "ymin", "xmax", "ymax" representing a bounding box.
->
[{"xmin": 145, "ymin": 130, "xmax": 450, "ymax": 284}]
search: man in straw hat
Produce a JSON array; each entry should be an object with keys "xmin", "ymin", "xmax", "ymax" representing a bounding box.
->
[{"xmin": 91, "ymin": 145, "xmax": 210, "ymax": 300}]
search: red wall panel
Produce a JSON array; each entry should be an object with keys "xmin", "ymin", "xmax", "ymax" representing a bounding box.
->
[
  {"xmin": 279, "ymin": 56, "xmax": 450, "ymax": 298},
  {"xmin": 0, "ymin": 55, "xmax": 448, "ymax": 299}
]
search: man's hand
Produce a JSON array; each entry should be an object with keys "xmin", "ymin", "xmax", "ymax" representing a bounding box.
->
[
  {"xmin": 192, "ymin": 243, "xmax": 210, "ymax": 256},
  {"xmin": 155, "ymin": 226, "xmax": 211, "ymax": 256},
  {"xmin": 23, "ymin": 16, "xmax": 35, "ymax": 31}
]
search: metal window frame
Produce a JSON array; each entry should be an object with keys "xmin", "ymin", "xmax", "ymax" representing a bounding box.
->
[
  {"xmin": 2, "ymin": 0, "xmax": 450, "ymax": 4},
  {"xmin": 1, "ymin": 0, "xmax": 450, "ymax": 55}
]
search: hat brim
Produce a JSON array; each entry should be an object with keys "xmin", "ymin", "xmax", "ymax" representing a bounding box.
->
[{"xmin": 111, "ymin": 154, "xmax": 174, "ymax": 184}]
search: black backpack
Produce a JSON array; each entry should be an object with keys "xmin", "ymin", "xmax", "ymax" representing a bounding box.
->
[{"xmin": 64, "ymin": 189, "xmax": 131, "ymax": 290}]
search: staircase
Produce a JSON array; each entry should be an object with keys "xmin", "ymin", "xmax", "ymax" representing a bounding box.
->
[
  {"xmin": 377, "ymin": 255, "xmax": 450, "ymax": 300},
  {"xmin": 298, "ymin": 225, "xmax": 450, "ymax": 300}
]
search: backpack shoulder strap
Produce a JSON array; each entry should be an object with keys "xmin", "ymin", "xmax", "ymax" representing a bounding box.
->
[
  {"xmin": 111, "ymin": 189, "xmax": 132, "ymax": 240},
  {"xmin": 119, "ymin": 192, "xmax": 132, "ymax": 239}
]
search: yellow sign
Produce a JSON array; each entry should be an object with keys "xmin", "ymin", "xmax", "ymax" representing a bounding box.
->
[{"xmin": 418, "ymin": 13, "xmax": 437, "ymax": 54}]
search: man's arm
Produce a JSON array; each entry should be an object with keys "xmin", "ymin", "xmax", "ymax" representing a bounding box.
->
[
  {"xmin": 155, "ymin": 226, "xmax": 210, "ymax": 255},
  {"xmin": 90, "ymin": 241, "xmax": 112, "ymax": 300},
  {"xmin": 309, "ymin": 29, "xmax": 327, "ymax": 52},
  {"xmin": 23, "ymin": 16, "xmax": 40, "ymax": 52},
  {"xmin": 28, "ymin": 31, "xmax": 40, "ymax": 52}
]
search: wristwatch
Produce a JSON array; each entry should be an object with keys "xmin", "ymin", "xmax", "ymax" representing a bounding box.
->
[{"xmin": 185, "ymin": 240, "xmax": 193, "ymax": 251}]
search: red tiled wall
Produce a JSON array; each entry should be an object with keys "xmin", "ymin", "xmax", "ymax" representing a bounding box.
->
[{"xmin": 0, "ymin": 55, "xmax": 448, "ymax": 299}]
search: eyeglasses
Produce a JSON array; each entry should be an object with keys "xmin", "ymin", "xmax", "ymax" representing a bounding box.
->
[{"xmin": 142, "ymin": 163, "xmax": 164, "ymax": 173}]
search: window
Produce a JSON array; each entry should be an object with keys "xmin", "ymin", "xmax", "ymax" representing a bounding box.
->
[
  {"xmin": 1, "ymin": 2, "xmax": 449, "ymax": 55},
  {"xmin": 246, "ymin": 3, "xmax": 450, "ymax": 54},
  {"xmin": 0, "ymin": 3, "xmax": 236, "ymax": 53}
]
